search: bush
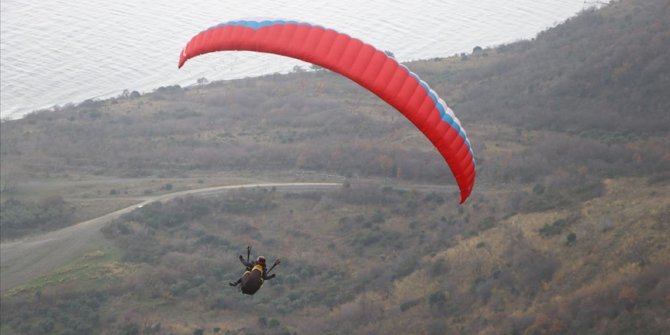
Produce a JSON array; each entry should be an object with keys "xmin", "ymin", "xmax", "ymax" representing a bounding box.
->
[
  {"xmin": 400, "ymin": 299, "xmax": 421, "ymax": 312},
  {"xmin": 538, "ymin": 216, "xmax": 579, "ymax": 238},
  {"xmin": 478, "ymin": 216, "xmax": 496, "ymax": 231},
  {"xmin": 428, "ymin": 291, "xmax": 447, "ymax": 309},
  {"xmin": 0, "ymin": 197, "xmax": 74, "ymax": 239}
]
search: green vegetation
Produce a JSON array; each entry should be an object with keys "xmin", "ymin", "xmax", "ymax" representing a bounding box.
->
[
  {"xmin": 1, "ymin": 0, "xmax": 669, "ymax": 334},
  {"xmin": 0, "ymin": 196, "xmax": 74, "ymax": 239},
  {"xmin": 4, "ymin": 291, "xmax": 108, "ymax": 334}
]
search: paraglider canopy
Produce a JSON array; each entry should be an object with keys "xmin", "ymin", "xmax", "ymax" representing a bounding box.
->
[{"xmin": 179, "ymin": 19, "xmax": 476, "ymax": 202}]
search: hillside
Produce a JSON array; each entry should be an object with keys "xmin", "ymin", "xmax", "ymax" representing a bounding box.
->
[
  {"xmin": 450, "ymin": 0, "xmax": 670, "ymax": 134},
  {"xmin": 1, "ymin": 0, "xmax": 669, "ymax": 334}
]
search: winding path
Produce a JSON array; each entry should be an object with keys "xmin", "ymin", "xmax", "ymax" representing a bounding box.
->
[{"xmin": 0, "ymin": 182, "xmax": 341, "ymax": 291}]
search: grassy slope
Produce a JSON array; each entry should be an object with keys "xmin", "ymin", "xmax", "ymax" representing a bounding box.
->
[{"xmin": 2, "ymin": 177, "xmax": 666, "ymax": 334}]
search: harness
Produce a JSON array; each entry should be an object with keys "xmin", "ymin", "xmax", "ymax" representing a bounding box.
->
[{"xmin": 252, "ymin": 264, "xmax": 265, "ymax": 283}]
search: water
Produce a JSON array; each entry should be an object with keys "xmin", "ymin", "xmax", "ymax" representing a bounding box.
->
[{"xmin": 1, "ymin": 0, "xmax": 589, "ymax": 120}]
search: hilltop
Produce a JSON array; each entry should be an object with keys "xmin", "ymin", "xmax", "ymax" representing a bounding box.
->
[{"xmin": 1, "ymin": 0, "xmax": 669, "ymax": 334}]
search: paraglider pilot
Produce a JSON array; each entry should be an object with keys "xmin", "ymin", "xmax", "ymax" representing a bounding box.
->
[{"xmin": 230, "ymin": 246, "xmax": 280, "ymax": 295}]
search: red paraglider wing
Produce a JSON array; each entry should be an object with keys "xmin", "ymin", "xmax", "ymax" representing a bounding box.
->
[{"xmin": 179, "ymin": 20, "xmax": 475, "ymax": 202}]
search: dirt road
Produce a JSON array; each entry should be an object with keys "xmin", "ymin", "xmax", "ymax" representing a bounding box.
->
[{"xmin": 0, "ymin": 182, "xmax": 341, "ymax": 291}]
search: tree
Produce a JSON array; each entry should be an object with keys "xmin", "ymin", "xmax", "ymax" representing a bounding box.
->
[
  {"xmin": 269, "ymin": 319, "xmax": 280, "ymax": 328},
  {"xmin": 292, "ymin": 65, "xmax": 306, "ymax": 73},
  {"xmin": 428, "ymin": 291, "xmax": 446, "ymax": 309},
  {"xmin": 310, "ymin": 64, "xmax": 325, "ymax": 72}
]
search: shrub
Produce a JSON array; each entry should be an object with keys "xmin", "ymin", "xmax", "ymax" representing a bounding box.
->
[
  {"xmin": 400, "ymin": 299, "xmax": 421, "ymax": 312},
  {"xmin": 538, "ymin": 216, "xmax": 579, "ymax": 238},
  {"xmin": 428, "ymin": 291, "xmax": 447, "ymax": 309},
  {"xmin": 269, "ymin": 319, "xmax": 280, "ymax": 328}
]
